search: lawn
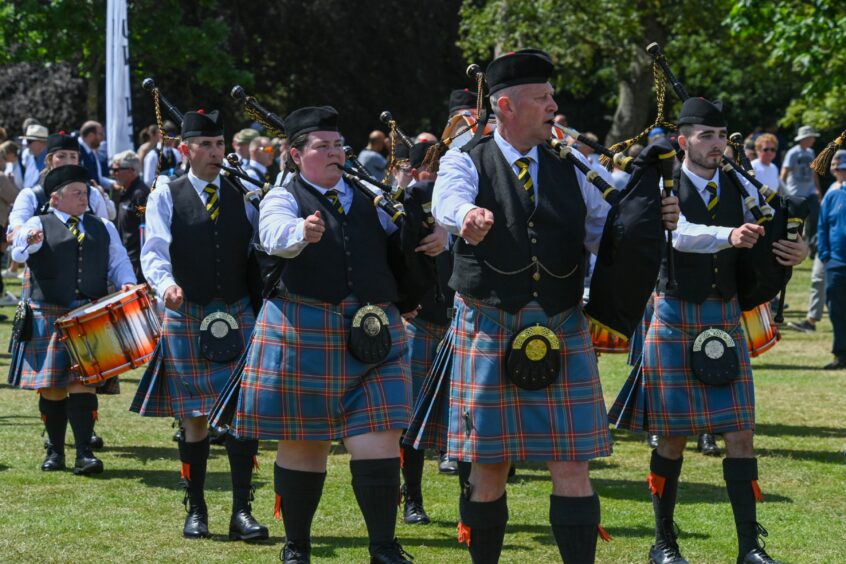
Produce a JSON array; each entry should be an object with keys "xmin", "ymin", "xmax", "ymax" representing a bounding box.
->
[{"xmin": 0, "ymin": 261, "xmax": 843, "ymax": 563}]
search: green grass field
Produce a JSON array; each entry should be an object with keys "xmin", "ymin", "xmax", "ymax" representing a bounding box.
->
[{"xmin": 0, "ymin": 262, "xmax": 844, "ymax": 563}]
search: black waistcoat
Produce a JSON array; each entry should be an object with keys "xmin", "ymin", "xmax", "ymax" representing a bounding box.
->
[
  {"xmin": 281, "ymin": 175, "xmax": 398, "ymax": 304},
  {"xmin": 29, "ymin": 213, "xmax": 109, "ymax": 307},
  {"xmin": 658, "ymin": 168, "xmax": 743, "ymax": 303},
  {"xmin": 450, "ymin": 137, "xmax": 586, "ymax": 315},
  {"xmin": 169, "ymin": 175, "xmax": 253, "ymax": 304}
]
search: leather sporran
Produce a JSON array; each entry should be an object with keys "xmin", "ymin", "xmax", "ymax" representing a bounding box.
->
[
  {"xmin": 690, "ymin": 328, "xmax": 740, "ymax": 386},
  {"xmin": 505, "ymin": 324, "xmax": 560, "ymax": 390},
  {"xmin": 349, "ymin": 305, "xmax": 391, "ymax": 364},
  {"xmin": 11, "ymin": 301, "xmax": 33, "ymax": 345},
  {"xmin": 199, "ymin": 311, "xmax": 243, "ymax": 363}
]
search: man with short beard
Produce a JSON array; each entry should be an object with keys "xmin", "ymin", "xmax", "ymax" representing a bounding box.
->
[{"xmin": 609, "ymin": 98, "xmax": 807, "ymax": 564}]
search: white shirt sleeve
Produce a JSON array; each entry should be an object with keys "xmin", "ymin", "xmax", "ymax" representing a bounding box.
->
[
  {"xmin": 8, "ymin": 188, "xmax": 39, "ymax": 233},
  {"xmin": 571, "ymin": 150, "xmax": 612, "ymax": 255},
  {"xmin": 11, "ymin": 216, "xmax": 43, "ymax": 262},
  {"xmin": 103, "ymin": 219, "xmax": 137, "ymax": 287},
  {"xmin": 431, "ymin": 148, "xmax": 479, "ymax": 235},
  {"xmin": 143, "ymin": 150, "xmax": 158, "ymax": 186},
  {"xmin": 258, "ymin": 186, "xmax": 307, "ymax": 258},
  {"xmin": 140, "ymin": 185, "xmax": 177, "ymax": 296},
  {"xmin": 88, "ymin": 186, "xmax": 112, "ymax": 219},
  {"xmin": 22, "ymin": 155, "xmax": 40, "ymax": 189}
]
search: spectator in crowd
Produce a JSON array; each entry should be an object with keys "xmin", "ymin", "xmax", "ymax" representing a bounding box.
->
[
  {"xmin": 20, "ymin": 124, "xmax": 49, "ymax": 189},
  {"xmin": 648, "ymin": 127, "xmax": 666, "ymax": 142},
  {"xmin": 358, "ymin": 130, "xmax": 388, "ymax": 180},
  {"xmin": 2, "ymin": 140, "xmax": 22, "ymax": 189},
  {"xmin": 553, "ymin": 114, "xmax": 568, "ymax": 126},
  {"xmin": 781, "ymin": 125, "xmax": 821, "ymax": 242},
  {"xmin": 573, "ymin": 131, "xmax": 613, "ymax": 183},
  {"xmin": 0, "ymin": 170, "xmax": 19, "ymax": 306},
  {"xmin": 142, "ymin": 123, "xmax": 182, "ymax": 186},
  {"xmin": 244, "ymin": 136, "xmax": 275, "ymax": 185},
  {"xmin": 743, "ymin": 137, "xmax": 757, "ymax": 163},
  {"xmin": 78, "ymin": 121, "xmax": 113, "ymax": 190},
  {"xmin": 232, "ymin": 128, "xmax": 259, "ymax": 167},
  {"xmin": 752, "ymin": 133, "xmax": 781, "ymax": 191},
  {"xmin": 110, "ymin": 150, "xmax": 149, "ymax": 283},
  {"xmin": 816, "ymin": 150, "xmax": 846, "ymax": 369},
  {"xmin": 787, "ymin": 149, "xmax": 846, "ymax": 334},
  {"xmin": 136, "ymin": 124, "xmax": 157, "ymax": 161},
  {"xmin": 415, "ymin": 132, "xmax": 438, "ymax": 143}
]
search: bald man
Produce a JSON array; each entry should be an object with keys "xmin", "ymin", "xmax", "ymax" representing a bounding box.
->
[{"xmin": 358, "ymin": 130, "xmax": 388, "ymax": 180}]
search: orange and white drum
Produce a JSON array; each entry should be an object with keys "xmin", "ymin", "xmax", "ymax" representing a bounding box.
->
[
  {"xmin": 56, "ymin": 284, "xmax": 162, "ymax": 384},
  {"xmin": 741, "ymin": 303, "xmax": 780, "ymax": 358},
  {"xmin": 589, "ymin": 319, "xmax": 630, "ymax": 354},
  {"xmin": 442, "ymin": 110, "xmax": 496, "ymax": 150}
]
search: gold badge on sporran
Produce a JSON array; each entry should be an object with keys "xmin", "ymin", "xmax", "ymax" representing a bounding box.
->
[
  {"xmin": 349, "ymin": 304, "xmax": 391, "ymax": 364},
  {"xmin": 690, "ymin": 328, "xmax": 740, "ymax": 386},
  {"xmin": 199, "ymin": 311, "xmax": 243, "ymax": 363},
  {"xmin": 506, "ymin": 324, "xmax": 561, "ymax": 390}
]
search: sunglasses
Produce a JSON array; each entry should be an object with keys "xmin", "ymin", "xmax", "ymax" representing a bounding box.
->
[
  {"xmin": 110, "ymin": 166, "xmax": 129, "ymax": 172},
  {"xmin": 257, "ymin": 146, "xmax": 275, "ymax": 154},
  {"xmin": 759, "ymin": 147, "xmax": 776, "ymax": 153}
]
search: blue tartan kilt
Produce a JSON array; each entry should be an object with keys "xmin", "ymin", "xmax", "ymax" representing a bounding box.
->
[
  {"xmin": 231, "ymin": 294, "xmax": 412, "ymax": 441},
  {"xmin": 627, "ymin": 296, "xmax": 654, "ymax": 367},
  {"xmin": 10, "ymin": 300, "xmax": 95, "ymax": 391},
  {"xmin": 404, "ymin": 325, "xmax": 455, "ymax": 452},
  {"xmin": 447, "ymin": 294, "xmax": 612, "ymax": 463},
  {"xmin": 613, "ymin": 292, "xmax": 755, "ymax": 436},
  {"xmin": 129, "ymin": 297, "xmax": 254, "ymax": 419},
  {"xmin": 404, "ymin": 318, "xmax": 449, "ymax": 402}
]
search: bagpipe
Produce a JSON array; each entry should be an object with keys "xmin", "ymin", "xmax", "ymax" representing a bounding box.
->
[{"xmin": 646, "ymin": 43, "xmax": 809, "ymax": 317}]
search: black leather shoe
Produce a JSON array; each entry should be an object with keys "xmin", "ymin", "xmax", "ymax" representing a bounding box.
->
[
  {"xmin": 183, "ymin": 502, "xmax": 210, "ymax": 539},
  {"xmin": 647, "ymin": 433, "xmax": 660, "ymax": 448},
  {"xmin": 738, "ymin": 547, "xmax": 785, "ymax": 564},
  {"xmin": 401, "ymin": 484, "xmax": 430, "ymax": 525},
  {"xmin": 229, "ymin": 508, "xmax": 269, "ymax": 541},
  {"xmin": 72, "ymin": 450, "xmax": 104, "ymax": 475},
  {"xmin": 823, "ymin": 357, "xmax": 846, "ymax": 370},
  {"xmin": 697, "ymin": 433, "xmax": 721, "ymax": 456},
  {"xmin": 649, "ymin": 541, "xmax": 689, "ymax": 564},
  {"xmin": 281, "ymin": 540, "xmax": 312, "ymax": 564},
  {"xmin": 370, "ymin": 538, "xmax": 414, "ymax": 563},
  {"xmin": 89, "ymin": 431, "xmax": 104, "ymax": 450},
  {"xmin": 438, "ymin": 452, "xmax": 458, "ymax": 475},
  {"xmin": 209, "ymin": 425, "xmax": 228, "ymax": 446},
  {"xmin": 41, "ymin": 446, "xmax": 66, "ymax": 471}
]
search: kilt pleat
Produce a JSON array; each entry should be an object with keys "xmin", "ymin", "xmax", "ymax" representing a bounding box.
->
[
  {"xmin": 232, "ymin": 295, "xmax": 411, "ymax": 441},
  {"xmin": 130, "ymin": 297, "xmax": 254, "ymax": 419},
  {"xmin": 12, "ymin": 302, "xmax": 78, "ymax": 390},
  {"xmin": 627, "ymin": 297, "xmax": 654, "ymax": 367},
  {"xmin": 208, "ymin": 337, "xmax": 252, "ymax": 429},
  {"xmin": 616, "ymin": 292, "xmax": 755, "ymax": 435},
  {"xmin": 404, "ymin": 325, "xmax": 455, "ymax": 452},
  {"xmin": 446, "ymin": 294, "xmax": 612, "ymax": 463},
  {"xmin": 607, "ymin": 357, "xmax": 646, "ymax": 430},
  {"xmin": 404, "ymin": 317, "xmax": 449, "ymax": 401}
]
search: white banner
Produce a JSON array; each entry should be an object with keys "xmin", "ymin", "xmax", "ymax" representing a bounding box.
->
[{"xmin": 106, "ymin": 0, "xmax": 133, "ymax": 157}]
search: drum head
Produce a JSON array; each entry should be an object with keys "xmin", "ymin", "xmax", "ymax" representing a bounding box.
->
[{"xmin": 58, "ymin": 284, "xmax": 149, "ymax": 323}]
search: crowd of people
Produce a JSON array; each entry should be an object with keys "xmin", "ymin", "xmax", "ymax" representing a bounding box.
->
[{"xmin": 2, "ymin": 47, "xmax": 833, "ymax": 564}]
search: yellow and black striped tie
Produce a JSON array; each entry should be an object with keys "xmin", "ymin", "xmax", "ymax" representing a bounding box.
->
[
  {"xmin": 66, "ymin": 216, "xmax": 84, "ymax": 244},
  {"xmin": 515, "ymin": 157, "xmax": 534, "ymax": 203},
  {"xmin": 203, "ymin": 184, "xmax": 220, "ymax": 221},
  {"xmin": 705, "ymin": 181, "xmax": 718, "ymax": 221},
  {"xmin": 325, "ymin": 189, "xmax": 345, "ymax": 216}
]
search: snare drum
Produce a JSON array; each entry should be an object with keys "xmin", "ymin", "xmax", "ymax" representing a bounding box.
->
[
  {"xmin": 741, "ymin": 303, "xmax": 780, "ymax": 358},
  {"xmin": 589, "ymin": 319, "xmax": 630, "ymax": 354},
  {"xmin": 55, "ymin": 284, "xmax": 162, "ymax": 384},
  {"xmin": 441, "ymin": 110, "xmax": 496, "ymax": 150}
]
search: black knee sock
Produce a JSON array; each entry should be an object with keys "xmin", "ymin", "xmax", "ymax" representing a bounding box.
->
[
  {"xmin": 650, "ymin": 450, "xmax": 683, "ymax": 544},
  {"xmin": 66, "ymin": 393, "xmax": 96, "ymax": 457},
  {"xmin": 274, "ymin": 463, "xmax": 326, "ymax": 545},
  {"xmin": 549, "ymin": 493, "xmax": 601, "ymax": 564},
  {"xmin": 179, "ymin": 437, "xmax": 210, "ymax": 508},
  {"xmin": 39, "ymin": 396, "xmax": 67, "ymax": 452},
  {"xmin": 90, "ymin": 394, "xmax": 98, "ymax": 435},
  {"xmin": 458, "ymin": 491, "xmax": 509, "ymax": 564},
  {"xmin": 401, "ymin": 444, "xmax": 425, "ymax": 500},
  {"xmin": 457, "ymin": 460, "xmax": 472, "ymax": 487},
  {"xmin": 350, "ymin": 457, "xmax": 401, "ymax": 551},
  {"xmin": 724, "ymin": 457, "xmax": 761, "ymax": 557},
  {"xmin": 225, "ymin": 435, "xmax": 259, "ymax": 511}
]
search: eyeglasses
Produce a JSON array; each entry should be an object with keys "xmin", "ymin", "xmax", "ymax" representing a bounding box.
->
[
  {"xmin": 110, "ymin": 167, "xmax": 129, "ymax": 173},
  {"xmin": 759, "ymin": 147, "xmax": 776, "ymax": 153},
  {"xmin": 257, "ymin": 146, "xmax": 274, "ymax": 154}
]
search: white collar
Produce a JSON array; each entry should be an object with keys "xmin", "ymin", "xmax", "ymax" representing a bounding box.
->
[
  {"xmin": 300, "ymin": 173, "xmax": 346, "ymax": 195},
  {"xmin": 187, "ymin": 169, "xmax": 220, "ymax": 194},
  {"xmin": 493, "ymin": 129, "xmax": 540, "ymax": 166},
  {"xmin": 682, "ymin": 161, "xmax": 719, "ymax": 193}
]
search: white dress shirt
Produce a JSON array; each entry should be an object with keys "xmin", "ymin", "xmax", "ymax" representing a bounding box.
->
[
  {"xmin": 259, "ymin": 173, "xmax": 398, "ymax": 259},
  {"xmin": 143, "ymin": 146, "xmax": 183, "ymax": 186},
  {"xmin": 7, "ymin": 183, "xmax": 110, "ymax": 233},
  {"xmin": 431, "ymin": 129, "xmax": 611, "ymax": 255},
  {"xmin": 673, "ymin": 162, "xmax": 758, "ymax": 254},
  {"xmin": 141, "ymin": 170, "xmax": 259, "ymax": 297},
  {"xmin": 246, "ymin": 160, "xmax": 268, "ymax": 183},
  {"xmin": 12, "ymin": 208, "xmax": 136, "ymax": 287},
  {"xmin": 21, "ymin": 152, "xmax": 41, "ymax": 189}
]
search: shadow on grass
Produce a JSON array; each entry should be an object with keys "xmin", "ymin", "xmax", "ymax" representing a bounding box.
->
[
  {"xmin": 0, "ymin": 464, "xmax": 8, "ymax": 472},
  {"xmin": 753, "ymin": 363, "xmax": 829, "ymax": 371},
  {"xmin": 756, "ymin": 447, "xmax": 844, "ymax": 464},
  {"xmin": 88, "ymin": 467, "xmax": 235, "ymax": 491},
  {"xmin": 307, "ymin": 534, "xmax": 481, "ymax": 558},
  {"xmin": 0, "ymin": 414, "xmax": 39, "ymax": 426},
  {"xmin": 755, "ymin": 423, "xmax": 846, "ymax": 439}
]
